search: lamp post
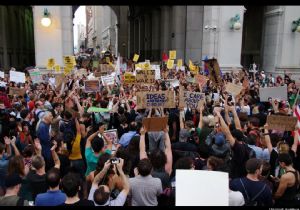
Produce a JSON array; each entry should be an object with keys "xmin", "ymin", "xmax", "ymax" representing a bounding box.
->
[
  {"xmin": 230, "ymin": 14, "xmax": 242, "ymax": 30},
  {"xmin": 204, "ymin": 25, "xmax": 217, "ymax": 58},
  {"xmin": 41, "ymin": 8, "xmax": 51, "ymax": 27}
]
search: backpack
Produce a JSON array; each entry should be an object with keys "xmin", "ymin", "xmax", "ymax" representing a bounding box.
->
[
  {"xmin": 239, "ymin": 178, "xmax": 266, "ymax": 206},
  {"xmin": 60, "ymin": 119, "xmax": 76, "ymax": 152}
]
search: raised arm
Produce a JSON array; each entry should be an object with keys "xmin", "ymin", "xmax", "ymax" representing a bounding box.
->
[
  {"xmin": 216, "ymin": 111, "xmax": 236, "ymax": 147},
  {"xmin": 139, "ymin": 127, "xmax": 148, "ymax": 160},
  {"xmin": 164, "ymin": 126, "xmax": 172, "ymax": 176},
  {"xmin": 86, "ymin": 131, "xmax": 99, "ymax": 148},
  {"xmin": 263, "ymin": 123, "xmax": 273, "ymax": 154},
  {"xmin": 51, "ymin": 141, "xmax": 60, "ymax": 169},
  {"xmin": 198, "ymin": 104, "xmax": 204, "ymax": 129},
  {"xmin": 10, "ymin": 136, "xmax": 20, "ymax": 156},
  {"xmin": 4, "ymin": 136, "xmax": 12, "ymax": 157},
  {"xmin": 224, "ymin": 95, "xmax": 231, "ymax": 125},
  {"xmin": 74, "ymin": 96, "xmax": 84, "ymax": 117},
  {"xmin": 92, "ymin": 160, "xmax": 111, "ymax": 188},
  {"xmin": 179, "ymin": 108, "xmax": 185, "ymax": 130},
  {"xmin": 116, "ymin": 158, "xmax": 130, "ymax": 195},
  {"xmin": 291, "ymin": 128, "xmax": 299, "ymax": 154},
  {"xmin": 229, "ymin": 105, "xmax": 242, "ymax": 130}
]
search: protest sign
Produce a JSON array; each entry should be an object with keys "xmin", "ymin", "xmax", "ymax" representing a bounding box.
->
[
  {"xmin": 54, "ymin": 65, "xmax": 61, "ymax": 73},
  {"xmin": 136, "ymin": 70, "xmax": 155, "ymax": 84},
  {"xmin": 75, "ymin": 68, "xmax": 88, "ymax": 78},
  {"xmin": 10, "ymin": 71, "xmax": 25, "ymax": 83},
  {"xmin": 124, "ymin": 72, "xmax": 136, "ymax": 84},
  {"xmin": 165, "ymin": 79, "xmax": 180, "ymax": 88},
  {"xmin": 179, "ymin": 90, "xmax": 205, "ymax": 109},
  {"xmin": 177, "ymin": 59, "xmax": 182, "ymax": 68},
  {"xmin": 205, "ymin": 58, "xmax": 222, "ymax": 86},
  {"xmin": 186, "ymin": 76, "xmax": 197, "ymax": 84},
  {"xmin": 267, "ymin": 115, "xmax": 297, "ymax": 131},
  {"xmin": 225, "ymin": 83, "xmax": 243, "ymax": 96},
  {"xmin": 47, "ymin": 58, "xmax": 55, "ymax": 70},
  {"xmin": 142, "ymin": 117, "xmax": 168, "ymax": 132},
  {"xmin": 136, "ymin": 91, "xmax": 175, "ymax": 109},
  {"xmin": 71, "ymin": 56, "xmax": 76, "ymax": 66},
  {"xmin": 169, "ymin": 50, "xmax": 176, "ymax": 60},
  {"xmin": 63, "ymin": 56, "xmax": 73, "ymax": 66},
  {"xmin": 87, "ymin": 107, "xmax": 111, "ymax": 113},
  {"xmin": 84, "ymin": 80, "xmax": 100, "ymax": 92},
  {"xmin": 93, "ymin": 60, "xmax": 99, "ymax": 68},
  {"xmin": 152, "ymin": 65, "xmax": 161, "ymax": 80},
  {"xmin": 103, "ymin": 129, "xmax": 118, "ymax": 144},
  {"xmin": 176, "ymin": 170, "xmax": 229, "ymax": 206},
  {"xmin": 259, "ymin": 85, "xmax": 287, "ymax": 102},
  {"xmin": 55, "ymin": 74, "xmax": 65, "ymax": 89},
  {"xmin": 101, "ymin": 75, "xmax": 115, "ymax": 86},
  {"xmin": 0, "ymin": 71, "xmax": 4, "ymax": 78},
  {"xmin": 196, "ymin": 75, "xmax": 208, "ymax": 88},
  {"xmin": 99, "ymin": 64, "xmax": 114, "ymax": 75},
  {"xmin": 167, "ymin": 59, "xmax": 174, "ymax": 69},
  {"xmin": 28, "ymin": 69, "xmax": 43, "ymax": 84},
  {"xmin": 8, "ymin": 87, "xmax": 26, "ymax": 96},
  {"xmin": 133, "ymin": 54, "xmax": 139, "ymax": 62}
]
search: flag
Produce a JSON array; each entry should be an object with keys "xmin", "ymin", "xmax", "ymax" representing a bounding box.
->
[
  {"xmin": 203, "ymin": 56, "xmax": 209, "ymax": 75},
  {"xmin": 115, "ymin": 55, "xmax": 121, "ymax": 85},
  {"xmin": 293, "ymin": 104, "xmax": 300, "ymax": 143},
  {"xmin": 162, "ymin": 52, "xmax": 168, "ymax": 62}
]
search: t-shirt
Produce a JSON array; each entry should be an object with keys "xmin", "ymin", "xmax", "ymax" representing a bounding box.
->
[
  {"xmin": 88, "ymin": 185, "xmax": 127, "ymax": 206},
  {"xmin": 230, "ymin": 177, "xmax": 273, "ymax": 206},
  {"xmin": 229, "ymin": 190, "xmax": 245, "ymax": 206},
  {"xmin": 35, "ymin": 190, "xmax": 66, "ymax": 206},
  {"xmin": 69, "ymin": 133, "xmax": 82, "ymax": 160},
  {"xmin": 129, "ymin": 175, "xmax": 162, "ymax": 206},
  {"xmin": 85, "ymin": 147, "xmax": 111, "ymax": 176},
  {"xmin": 26, "ymin": 170, "xmax": 47, "ymax": 200},
  {"xmin": 230, "ymin": 142, "xmax": 249, "ymax": 179},
  {"xmin": 61, "ymin": 199, "xmax": 95, "ymax": 206},
  {"xmin": 0, "ymin": 195, "xmax": 29, "ymax": 206}
]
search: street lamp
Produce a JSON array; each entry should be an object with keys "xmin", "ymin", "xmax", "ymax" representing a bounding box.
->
[
  {"xmin": 230, "ymin": 14, "xmax": 242, "ymax": 30},
  {"xmin": 41, "ymin": 8, "xmax": 51, "ymax": 27},
  {"xmin": 292, "ymin": 18, "xmax": 300, "ymax": 32},
  {"xmin": 204, "ymin": 25, "xmax": 218, "ymax": 58}
]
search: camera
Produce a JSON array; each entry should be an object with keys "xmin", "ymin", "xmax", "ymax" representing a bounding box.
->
[{"xmin": 110, "ymin": 158, "xmax": 120, "ymax": 164}]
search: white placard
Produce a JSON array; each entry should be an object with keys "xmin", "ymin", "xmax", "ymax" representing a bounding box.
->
[
  {"xmin": 259, "ymin": 85, "xmax": 287, "ymax": 102},
  {"xmin": 0, "ymin": 81, "xmax": 7, "ymax": 87},
  {"xmin": 176, "ymin": 170, "xmax": 229, "ymax": 206},
  {"xmin": 152, "ymin": 65, "xmax": 161, "ymax": 80},
  {"xmin": 0, "ymin": 71, "xmax": 4, "ymax": 78},
  {"xmin": 101, "ymin": 75, "xmax": 115, "ymax": 86},
  {"xmin": 9, "ymin": 71, "xmax": 25, "ymax": 83}
]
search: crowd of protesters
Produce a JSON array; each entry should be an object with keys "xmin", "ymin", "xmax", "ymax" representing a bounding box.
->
[{"xmin": 0, "ymin": 54, "xmax": 300, "ymax": 207}]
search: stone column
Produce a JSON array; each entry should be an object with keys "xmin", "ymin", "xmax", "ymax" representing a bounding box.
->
[
  {"xmin": 139, "ymin": 16, "xmax": 145, "ymax": 60},
  {"xmin": 144, "ymin": 14, "xmax": 151, "ymax": 59},
  {"xmin": 202, "ymin": 6, "xmax": 244, "ymax": 71},
  {"xmin": 160, "ymin": 6, "xmax": 171, "ymax": 56},
  {"xmin": 1, "ymin": 6, "xmax": 8, "ymax": 69},
  {"xmin": 33, "ymin": 6, "xmax": 73, "ymax": 67},
  {"xmin": 262, "ymin": 6, "xmax": 300, "ymax": 78},
  {"xmin": 151, "ymin": 9, "xmax": 160, "ymax": 61}
]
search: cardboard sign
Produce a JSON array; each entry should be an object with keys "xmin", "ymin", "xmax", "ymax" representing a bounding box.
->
[
  {"xmin": 28, "ymin": 69, "xmax": 43, "ymax": 84},
  {"xmin": 93, "ymin": 60, "xmax": 99, "ymax": 68},
  {"xmin": 190, "ymin": 66, "xmax": 199, "ymax": 75},
  {"xmin": 101, "ymin": 75, "xmax": 115, "ymax": 86},
  {"xmin": 196, "ymin": 75, "xmax": 208, "ymax": 87},
  {"xmin": 47, "ymin": 58, "xmax": 55, "ymax": 70},
  {"xmin": 75, "ymin": 68, "xmax": 88, "ymax": 78},
  {"xmin": 177, "ymin": 59, "xmax": 183, "ymax": 68},
  {"xmin": 169, "ymin": 50, "xmax": 176, "ymax": 60},
  {"xmin": 142, "ymin": 117, "xmax": 168, "ymax": 132},
  {"xmin": 10, "ymin": 71, "xmax": 25, "ymax": 83},
  {"xmin": 0, "ymin": 71, "xmax": 4, "ymax": 78},
  {"xmin": 225, "ymin": 83, "xmax": 243, "ymax": 96},
  {"xmin": 176, "ymin": 170, "xmax": 229, "ymax": 206},
  {"xmin": 179, "ymin": 90, "xmax": 205, "ymax": 109},
  {"xmin": 84, "ymin": 80, "xmax": 100, "ymax": 92},
  {"xmin": 136, "ymin": 70, "xmax": 155, "ymax": 84},
  {"xmin": 124, "ymin": 72, "xmax": 136, "ymax": 84},
  {"xmin": 259, "ymin": 85, "xmax": 287, "ymax": 102},
  {"xmin": 166, "ymin": 79, "xmax": 180, "ymax": 88},
  {"xmin": 8, "ymin": 87, "xmax": 26, "ymax": 96},
  {"xmin": 99, "ymin": 64, "xmax": 114, "ymax": 75},
  {"xmin": 136, "ymin": 91, "xmax": 175, "ymax": 109},
  {"xmin": 267, "ymin": 115, "xmax": 297, "ymax": 131},
  {"xmin": 103, "ymin": 129, "xmax": 119, "ymax": 144},
  {"xmin": 133, "ymin": 54, "xmax": 139, "ymax": 62},
  {"xmin": 167, "ymin": 59, "xmax": 174, "ymax": 69},
  {"xmin": 205, "ymin": 58, "xmax": 222, "ymax": 86}
]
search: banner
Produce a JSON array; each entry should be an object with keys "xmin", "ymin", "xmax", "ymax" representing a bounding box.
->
[
  {"xmin": 71, "ymin": 56, "xmax": 76, "ymax": 66},
  {"xmin": 47, "ymin": 58, "xmax": 55, "ymax": 70},
  {"xmin": 167, "ymin": 59, "xmax": 174, "ymax": 69},
  {"xmin": 179, "ymin": 90, "xmax": 205, "ymax": 109},
  {"xmin": 124, "ymin": 72, "xmax": 136, "ymax": 84},
  {"xmin": 142, "ymin": 117, "xmax": 168, "ymax": 132},
  {"xmin": 133, "ymin": 54, "xmax": 139, "ymax": 62},
  {"xmin": 176, "ymin": 170, "xmax": 229, "ymax": 206},
  {"xmin": 101, "ymin": 75, "xmax": 115, "ymax": 86},
  {"xmin": 136, "ymin": 70, "xmax": 155, "ymax": 84},
  {"xmin": 28, "ymin": 69, "xmax": 43, "ymax": 84},
  {"xmin": 196, "ymin": 75, "xmax": 208, "ymax": 88},
  {"xmin": 87, "ymin": 107, "xmax": 111, "ymax": 113},
  {"xmin": 267, "ymin": 115, "xmax": 297, "ymax": 131},
  {"xmin": 169, "ymin": 50, "xmax": 176, "ymax": 60},
  {"xmin": 84, "ymin": 80, "xmax": 100, "ymax": 92},
  {"xmin": 259, "ymin": 85, "xmax": 287, "ymax": 102},
  {"xmin": 8, "ymin": 87, "xmax": 26, "ymax": 96},
  {"xmin": 136, "ymin": 91, "xmax": 175, "ymax": 109},
  {"xmin": 225, "ymin": 83, "xmax": 243, "ymax": 96},
  {"xmin": 10, "ymin": 71, "xmax": 25, "ymax": 83},
  {"xmin": 177, "ymin": 59, "xmax": 183, "ymax": 68}
]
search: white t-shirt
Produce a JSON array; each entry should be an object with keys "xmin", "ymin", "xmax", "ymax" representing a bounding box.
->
[
  {"xmin": 229, "ymin": 190, "xmax": 245, "ymax": 206},
  {"xmin": 88, "ymin": 185, "xmax": 127, "ymax": 206}
]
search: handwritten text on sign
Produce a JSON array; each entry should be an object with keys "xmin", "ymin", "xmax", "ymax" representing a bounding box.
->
[
  {"xmin": 136, "ymin": 70, "xmax": 155, "ymax": 84},
  {"xmin": 136, "ymin": 91, "xmax": 175, "ymax": 109},
  {"xmin": 179, "ymin": 90, "xmax": 205, "ymax": 109}
]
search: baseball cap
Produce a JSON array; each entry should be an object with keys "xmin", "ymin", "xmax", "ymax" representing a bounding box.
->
[
  {"xmin": 214, "ymin": 133, "xmax": 226, "ymax": 146},
  {"xmin": 5, "ymin": 173, "xmax": 23, "ymax": 188}
]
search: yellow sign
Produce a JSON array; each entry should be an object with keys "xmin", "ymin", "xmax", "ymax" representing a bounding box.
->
[
  {"xmin": 105, "ymin": 57, "xmax": 110, "ymax": 64},
  {"xmin": 71, "ymin": 56, "xmax": 76, "ymax": 66},
  {"xmin": 135, "ymin": 63, "xmax": 142, "ymax": 69},
  {"xmin": 167, "ymin": 59, "xmax": 174, "ymax": 69},
  {"xmin": 169, "ymin": 50, "xmax": 176, "ymax": 60},
  {"xmin": 54, "ymin": 65, "xmax": 61, "ymax": 73},
  {"xmin": 64, "ymin": 66, "xmax": 72, "ymax": 75},
  {"xmin": 133, "ymin": 54, "xmax": 139, "ymax": 62},
  {"xmin": 124, "ymin": 72, "xmax": 136, "ymax": 84},
  {"xmin": 177, "ymin": 59, "xmax": 183, "ymax": 68},
  {"xmin": 63, "ymin": 56, "xmax": 73, "ymax": 66},
  {"xmin": 47, "ymin": 58, "xmax": 55, "ymax": 70},
  {"xmin": 190, "ymin": 66, "xmax": 198, "ymax": 75},
  {"xmin": 143, "ymin": 62, "xmax": 151, "ymax": 70}
]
